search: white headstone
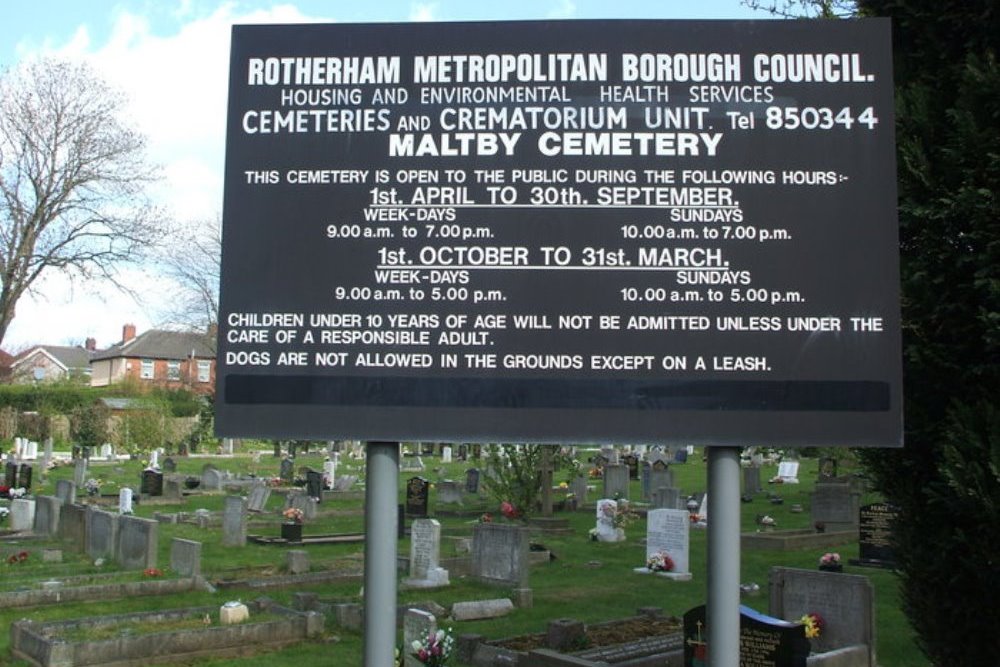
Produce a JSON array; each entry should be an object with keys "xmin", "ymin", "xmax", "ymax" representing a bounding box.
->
[
  {"xmin": 323, "ymin": 460, "xmax": 335, "ymax": 489},
  {"xmin": 441, "ymin": 446, "xmax": 452, "ymax": 463},
  {"xmin": 595, "ymin": 499, "xmax": 625, "ymax": 542},
  {"xmin": 698, "ymin": 493, "xmax": 709, "ymax": 523},
  {"xmin": 148, "ymin": 450, "xmax": 160, "ymax": 470},
  {"xmin": 777, "ymin": 461, "xmax": 800, "ymax": 483},
  {"xmin": 24, "ymin": 441, "xmax": 38, "ymax": 459},
  {"xmin": 404, "ymin": 518, "xmax": 449, "ymax": 588},
  {"xmin": 119, "ymin": 487, "xmax": 134, "ymax": 515},
  {"xmin": 100, "ymin": 443, "xmax": 114, "ymax": 460},
  {"xmin": 403, "ymin": 608, "xmax": 437, "ymax": 667},
  {"xmin": 634, "ymin": 508, "xmax": 692, "ymax": 580},
  {"xmin": 10, "ymin": 498, "xmax": 36, "ymax": 531}
]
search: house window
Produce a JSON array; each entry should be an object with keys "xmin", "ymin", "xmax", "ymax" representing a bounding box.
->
[
  {"xmin": 197, "ymin": 360, "xmax": 211, "ymax": 383},
  {"xmin": 140, "ymin": 359, "xmax": 154, "ymax": 379},
  {"xmin": 167, "ymin": 361, "xmax": 180, "ymax": 380}
]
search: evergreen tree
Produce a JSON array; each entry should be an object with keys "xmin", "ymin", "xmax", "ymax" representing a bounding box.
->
[{"xmin": 854, "ymin": 2, "xmax": 1000, "ymax": 664}]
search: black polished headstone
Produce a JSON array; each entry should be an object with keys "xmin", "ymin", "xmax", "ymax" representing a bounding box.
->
[
  {"xmin": 4, "ymin": 461, "xmax": 17, "ymax": 487},
  {"xmin": 305, "ymin": 468, "xmax": 323, "ymax": 502},
  {"xmin": 405, "ymin": 476, "xmax": 429, "ymax": 518},
  {"xmin": 850, "ymin": 502, "xmax": 899, "ymax": 568},
  {"xmin": 623, "ymin": 454, "xmax": 640, "ymax": 480},
  {"xmin": 465, "ymin": 468, "xmax": 480, "ymax": 494},
  {"xmin": 683, "ymin": 604, "xmax": 809, "ymax": 667},
  {"xmin": 141, "ymin": 469, "xmax": 164, "ymax": 496},
  {"xmin": 279, "ymin": 458, "xmax": 294, "ymax": 483},
  {"xmin": 18, "ymin": 464, "xmax": 32, "ymax": 491}
]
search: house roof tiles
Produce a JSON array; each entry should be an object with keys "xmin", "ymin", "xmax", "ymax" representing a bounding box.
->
[{"xmin": 92, "ymin": 330, "xmax": 215, "ymax": 361}]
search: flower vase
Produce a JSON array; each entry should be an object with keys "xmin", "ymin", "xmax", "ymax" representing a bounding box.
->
[{"xmin": 281, "ymin": 522, "xmax": 303, "ymax": 542}]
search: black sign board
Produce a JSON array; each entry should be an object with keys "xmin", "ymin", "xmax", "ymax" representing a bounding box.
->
[
  {"xmin": 683, "ymin": 604, "xmax": 809, "ymax": 667},
  {"xmin": 216, "ymin": 19, "xmax": 901, "ymax": 447},
  {"xmin": 405, "ymin": 476, "xmax": 429, "ymax": 517},
  {"xmin": 850, "ymin": 502, "xmax": 899, "ymax": 568}
]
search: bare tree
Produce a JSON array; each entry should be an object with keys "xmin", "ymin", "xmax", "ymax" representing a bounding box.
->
[
  {"xmin": 741, "ymin": 0, "xmax": 857, "ymax": 18},
  {"xmin": 0, "ymin": 58, "xmax": 162, "ymax": 348},
  {"xmin": 156, "ymin": 215, "xmax": 221, "ymax": 335}
]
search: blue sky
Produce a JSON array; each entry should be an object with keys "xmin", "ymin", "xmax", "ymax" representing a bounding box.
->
[{"xmin": 2, "ymin": 1, "xmax": 767, "ymax": 349}]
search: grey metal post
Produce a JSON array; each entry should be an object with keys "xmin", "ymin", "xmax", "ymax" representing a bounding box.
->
[
  {"xmin": 707, "ymin": 446, "xmax": 741, "ymax": 667},
  {"xmin": 363, "ymin": 441, "xmax": 399, "ymax": 667}
]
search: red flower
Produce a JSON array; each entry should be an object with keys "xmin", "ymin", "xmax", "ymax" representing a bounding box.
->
[
  {"xmin": 17, "ymin": 551, "xmax": 28, "ymax": 561},
  {"xmin": 500, "ymin": 501, "xmax": 519, "ymax": 519},
  {"xmin": 7, "ymin": 555, "xmax": 17, "ymax": 564}
]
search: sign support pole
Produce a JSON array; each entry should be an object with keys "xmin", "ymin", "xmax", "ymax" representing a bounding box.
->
[
  {"xmin": 363, "ymin": 441, "xmax": 399, "ymax": 667},
  {"xmin": 707, "ymin": 446, "xmax": 741, "ymax": 667}
]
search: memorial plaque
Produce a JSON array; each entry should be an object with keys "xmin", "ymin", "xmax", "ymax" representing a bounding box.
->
[
  {"xmin": 406, "ymin": 476, "xmax": 429, "ymax": 518},
  {"xmin": 215, "ymin": 19, "xmax": 902, "ymax": 448},
  {"xmin": 851, "ymin": 501, "xmax": 899, "ymax": 567}
]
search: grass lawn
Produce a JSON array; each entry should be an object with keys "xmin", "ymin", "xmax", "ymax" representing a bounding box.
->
[{"xmin": 0, "ymin": 446, "xmax": 928, "ymax": 666}]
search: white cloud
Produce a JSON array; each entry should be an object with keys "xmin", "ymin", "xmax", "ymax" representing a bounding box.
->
[
  {"xmin": 410, "ymin": 3, "xmax": 438, "ymax": 22},
  {"xmin": 547, "ymin": 0, "xmax": 577, "ymax": 19}
]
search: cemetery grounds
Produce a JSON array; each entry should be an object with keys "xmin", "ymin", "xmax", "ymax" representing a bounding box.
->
[{"xmin": 0, "ymin": 446, "xmax": 927, "ymax": 666}]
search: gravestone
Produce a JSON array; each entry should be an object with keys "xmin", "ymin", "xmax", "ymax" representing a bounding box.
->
[
  {"xmin": 323, "ymin": 458, "xmax": 336, "ymax": 489},
  {"xmin": 247, "ymin": 481, "xmax": 271, "ymax": 512},
  {"xmin": 164, "ymin": 478, "xmax": 183, "ymax": 501},
  {"xmin": 406, "ymin": 477, "xmax": 429, "ymax": 517},
  {"xmin": 17, "ymin": 464, "xmax": 32, "ymax": 491},
  {"xmin": 776, "ymin": 461, "xmax": 800, "ymax": 483},
  {"xmin": 636, "ymin": 508, "xmax": 692, "ymax": 580},
  {"xmin": 435, "ymin": 480, "xmax": 463, "ymax": 505},
  {"xmin": 404, "ymin": 518, "xmax": 449, "ymax": 588},
  {"xmin": 5, "ymin": 460, "xmax": 18, "ymax": 486},
  {"xmin": 170, "ymin": 538, "xmax": 202, "ymax": 576},
  {"xmin": 86, "ymin": 508, "xmax": 119, "ymax": 559},
  {"xmin": 100, "ymin": 443, "xmax": 114, "ymax": 460},
  {"xmin": 743, "ymin": 466, "xmax": 762, "ymax": 495},
  {"xmin": 683, "ymin": 604, "xmax": 810, "ymax": 667},
  {"xmin": 622, "ymin": 453, "xmax": 640, "ymax": 480},
  {"xmin": 810, "ymin": 482, "xmax": 860, "ymax": 532},
  {"xmin": 305, "ymin": 468, "xmax": 324, "ymax": 501},
  {"xmin": 696, "ymin": 492, "xmax": 709, "ymax": 526},
  {"xmin": 58, "ymin": 503, "xmax": 87, "ymax": 544},
  {"xmin": 117, "ymin": 515, "xmax": 158, "ymax": 570},
  {"xmin": 649, "ymin": 461, "xmax": 673, "ymax": 498},
  {"xmin": 652, "ymin": 486, "xmax": 681, "ymax": 511},
  {"xmin": 673, "ymin": 448, "xmax": 688, "ymax": 464},
  {"xmin": 471, "ymin": 523, "xmax": 529, "ymax": 587},
  {"xmin": 148, "ymin": 449, "xmax": 160, "ymax": 470},
  {"xmin": 222, "ymin": 495, "xmax": 248, "ymax": 547},
  {"xmin": 201, "ymin": 465, "xmax": 222, "ymax": 491},
  {"xmin": 851, "ymin": 502, "xmax": 899, "ymax": 568},
  {"xmin": 55, "ymin": 479, "xmax": 77, "ymax": 505},
  {"xmin": 602, "ymin": 464, "xmax": 629, "ymax": 500},
  {"xmin": 769, "ymin": 567, "xmax": 876, "ymax": 666},
  {"xmin": 10, "ymin": 498, "xmax": 36, "ymax": 531},
  {"xmin": 465, "ymin": 468, "xmax": 480, "ymax": 494},
  {"xmin": 401, "ymin": 456, "xmax": 425, "ymax": 472},
  {"xmin": 141, "ymin": 469, "xmax": 164, "ymax": 497},
  {"xmin": 73, "ymin": 459, "xmax": 88, "ymax": 486},
  {"xmin": 288, "ymin": 492, "xmax": 318, "ymax": 520},
  {"xmin": 33, "ymin": 495, "xmax": 61, "ymax": 536},
  {"xmin": 119, "ymin": 487, "xmax": 134, "ymax": 514},
  {"xmin": 279, "ymin": 458, "xmax": 294, "ymax": 483},
  {"xmin": 403, "ymin": 608, "xmax": 437, "ymax": 667},
  {"xmin": 640, "ymin": 461, "xmax": 652, "ymax": 500},
  {"xmin": 818, "ymin": 457, "xmax": 838, "ymax": 479},
  {"xmin": 441, "ymin": 445, "xmax": 452, "ymax": 463},
  {"xmin": 569, "ymin": 475, "xmax": 588, "ymax": 505},
  {"xmin": 333, "ymin": 474, "xmax": 357, "ymax": 491},
  {"xmin": 162, "ymin": 457, "xmax": 177, "ymax": 473},
  {"xmin": 42, "ymin": 438, "xmax": 53, "ymax": 470},
  {"xmin": 594, "ymin": 498, "xmax": 624, "ymax": 542}
]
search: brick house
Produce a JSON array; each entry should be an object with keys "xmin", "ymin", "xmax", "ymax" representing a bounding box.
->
[
  {"xmin": 90, "ymin": 324, "xmax": 216, "ymax": 395},
  {"xmin": 10, "ymin": 340, "xmax": 98, "ymax": 383}
]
